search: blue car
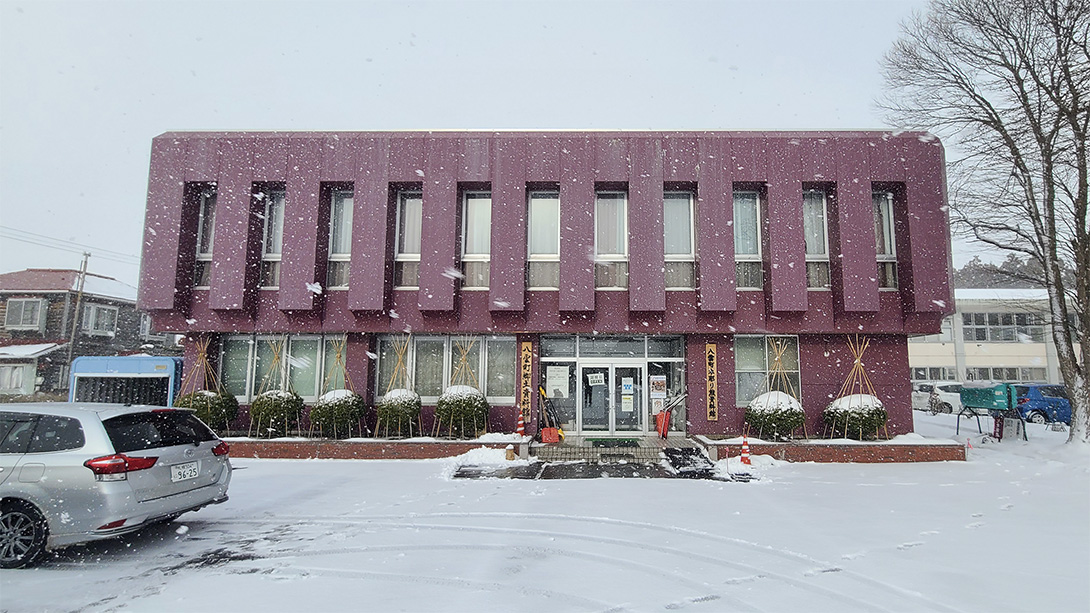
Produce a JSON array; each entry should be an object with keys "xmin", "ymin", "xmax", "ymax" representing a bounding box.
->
[{"xmin": 1013, "ymin": 384, "xmax": 1072, "ymax": 424}]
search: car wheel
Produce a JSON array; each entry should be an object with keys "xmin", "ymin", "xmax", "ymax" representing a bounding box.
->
[
  {"xmin": 0, "ymin": 500, "xmax": 48, "ymax": 569},
  {"xmin": 940, "ymin": 403, "xmax": 953, "ymax": 414},
  {"xmin": 1028, "ymin": 411, "xmax": 1049, "ymax": 424}
]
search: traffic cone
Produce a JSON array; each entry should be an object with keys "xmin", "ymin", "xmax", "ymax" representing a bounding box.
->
[
  {"xmin": 740, "ymin": 435, "xmax": 751, "ymax": 466},
  {"xmin": 516, "ymin": 414, "xmax": 525, "ymax": 436}
]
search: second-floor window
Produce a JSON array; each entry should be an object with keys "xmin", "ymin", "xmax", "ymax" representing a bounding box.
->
[
  {"xmin": 4, "ymin": 298, "xmax": 45, "ymax": 331},
  {"xmin": 260, "ymin": 189, "xmax": 286, "ymax": 289},
  {"xmin": 395, "ymin": 191, "xmax": 423, "ymax": 288},
  {"xmin": 962, "ymin": 312, "xmax": 1046, "ymax": 342},
  {"xmin": 733, "ymin": 191, "xmax": 763, "ymax": 289},
  {"xmin": 327, "ymin": 189, "xmax": 354, "ymax": 289},
  {"xmin": 461, "ymin": 192, "xmax": 492, "ymax": 289},
  {"xmin": 664, "ymin": 191, "xmax": 696, "ymax": 289},
  {"xmin": 82, "ymin": 304, "xmax": 118, "ymax": 337},
  {"xmin": 802, "ymin": 190, "xmax": 831, "ymax": 289},
  {"xmin": 873, "ymin": 191, "xmax": 898, "ymax": 289},
  {"xmin": 193, "ymin": 185, "xmax": 217, "ymax": 288},
  {"xmin": 527, "ymin": 191, "xmax": 560, "ymax": 289},
  {"xmin": 595, "ymin": 191, "xmax": 628, "ymax": 289}
]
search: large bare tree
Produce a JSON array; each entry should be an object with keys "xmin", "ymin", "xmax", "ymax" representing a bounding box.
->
[{"xmin": 881, "ymin": 0, "xmax": 1089, "ymax": 442}]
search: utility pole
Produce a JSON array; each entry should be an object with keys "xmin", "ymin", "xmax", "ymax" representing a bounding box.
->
[{"xmin": 65, "ymin": 253, "xmax": 90, "ymax": 383}]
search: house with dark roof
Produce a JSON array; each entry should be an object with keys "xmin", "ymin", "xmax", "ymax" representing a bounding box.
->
[{"xmin": 0, "ymin": 269, "xmax": 171, "ymax": 396}]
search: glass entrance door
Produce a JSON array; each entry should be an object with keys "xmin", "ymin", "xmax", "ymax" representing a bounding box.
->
[{"xmin": 579, "ymin": 364, "xmax": 644, "ymax": 434}]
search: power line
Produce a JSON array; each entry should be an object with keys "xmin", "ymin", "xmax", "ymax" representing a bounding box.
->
[
  {"xmin": 0, "ymin": 225, "xmax": 140, "ymax": 260},
  {"xmin": 0, "ymin": 226, "xmax": 140, "ymax": 265},
  {"xmin": 0, "ymin": 234, "xmax": 139, "ymax": 266}
]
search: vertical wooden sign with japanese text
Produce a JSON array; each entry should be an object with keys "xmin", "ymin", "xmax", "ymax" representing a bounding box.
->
[
  {"xmin": 520, "ymin": 341, "xmax": 533, "ymax": 422},
  {"xmin": 705, "ymin": 343, "xmax": 718, "ymax": 421}
]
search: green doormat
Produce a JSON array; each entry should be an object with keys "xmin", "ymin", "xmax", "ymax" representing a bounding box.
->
[{"xmin": 589, "ymin": 439, "xmax": 640, "ymax": 448}]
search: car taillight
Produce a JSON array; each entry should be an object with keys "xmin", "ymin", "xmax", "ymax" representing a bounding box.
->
[
  {"xmin": 1017, "ymin": 397, "xmax": 1028, "ymax": 405},
  {"xmin": 212, "ymin": 441, "xmax": 230, "ymax": 456},
  {"xmin": 84, "ymin": 454, "xmax": 159, "ymax": 481}
]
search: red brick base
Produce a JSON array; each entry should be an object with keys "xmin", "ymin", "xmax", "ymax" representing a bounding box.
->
[
  {"xmin": 710, "ymin": 442, "xmax": 965, "ymax": 462},
  {"xmin": 226, "ymin": 440, "xmax": 512, "ymax": 460}
]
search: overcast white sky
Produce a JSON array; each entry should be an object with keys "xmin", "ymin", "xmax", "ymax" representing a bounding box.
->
[{"xmin": 0, "ymin": 0, "xmax": 993, "ymax": 287}]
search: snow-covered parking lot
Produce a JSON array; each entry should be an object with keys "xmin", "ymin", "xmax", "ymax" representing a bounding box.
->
[{"xmin": 4, "ymin": 413, "xmax": 1088, "ymax": 613}]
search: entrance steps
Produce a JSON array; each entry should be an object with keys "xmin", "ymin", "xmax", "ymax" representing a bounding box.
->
[{"xmin": 531, "ymin": 436, "xmax": 703, "ymax": 464}]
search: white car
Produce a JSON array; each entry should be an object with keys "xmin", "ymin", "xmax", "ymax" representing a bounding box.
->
[{"xmin": 911, "ymin": 381, "xmax": 964, "ymax": 414}]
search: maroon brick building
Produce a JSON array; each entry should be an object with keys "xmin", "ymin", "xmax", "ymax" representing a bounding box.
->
[{"xmin": 138, "ymin": 131, "xmax": 952, "ymax": 437}]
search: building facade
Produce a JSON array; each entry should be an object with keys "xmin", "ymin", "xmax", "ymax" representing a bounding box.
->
[
  {"xmin": 138, "ymin": 131, "xmax": 952, "ymax": 437},
  {"xmin": 0, "ymin": 268, "xmax": 167, "ymax": 396},
  {"xmin": 909, "ymin": 288, "xmax": 1066, "ymax": 385}
]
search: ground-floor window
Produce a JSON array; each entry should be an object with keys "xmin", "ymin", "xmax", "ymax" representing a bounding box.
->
[
  {"xmin": 220, "ymin": 334, "xmax": 349, "ymax": 402},
  {"xmin": 734, "ymin": 335, "xmax": 800, "ymax": 405},
  {"xmin": 965, "ymin": 366, "xmax": 1046, "ymax": 382},
  {"xmin": 375, "ymin": 335, "xmax": 517, "ymax": 405},
  {"xmin": 911, "ymin": 366, "xmax": 957, "ymax": 381}
]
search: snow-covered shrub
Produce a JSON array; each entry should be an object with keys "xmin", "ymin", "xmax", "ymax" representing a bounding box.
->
[
  {"xmin": 434, "ymin": 385, "xmax": 489, "ymax": 439},
  {"xmin": 823, "ymin": 394, "xmax": 888, "ymax": 440},
  {"xmin": 249, "ymin": 390, "xmax": 304, "ymax": 438},
  {"xmin": 309, "ymin": 389, "xmax": 368, "ymax": 439},
  {"xmin": 376, "ymin": 389, "xmax": 421, "ymax": 437},
  {"xmin": 174, "ymin": 389, "xmax": 239, "ymax": 434},
  {"xmin": 744, "ymin": 391, "xmax": 805, "ymax": 440}
]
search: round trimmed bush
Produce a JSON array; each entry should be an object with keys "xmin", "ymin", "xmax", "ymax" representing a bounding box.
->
[
  {"xmin": 174, "ymin": 389, "xmax": 239, "ymax": 433},
  {"xmin": 745, "ymin": 391, "xmax": 805, "ymax": 441},
  {"xmin": 376, "ymin": 389, "xmax": 421, "ymax": 437},
  {"xmin": 310, "ymin": 389, "xmax": 368, "ymax": 439},
  {"xmin": 823, "ymin": 394, "xmax": 888, "ymax": 440},
  {"xmin": 435, "ymin": 385, "xmax": 489, "ymax": 439},
  {"xmin": 249, "ymin": 390, "xmax": 304, "ymax": 438}
]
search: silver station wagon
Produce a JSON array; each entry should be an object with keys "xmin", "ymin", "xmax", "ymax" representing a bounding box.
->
[{"xmin": 0, "ymin": 403, "xmax": 231, "ymax": 568}]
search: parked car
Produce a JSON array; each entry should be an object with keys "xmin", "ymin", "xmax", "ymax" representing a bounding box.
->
[
  {"xmin": 912, "ymin": 381, "xmax": 964, "ymax": 414},
  {"xmin": 0, "ymin": 403, "xmax": 231, "ymax": 568},
  {"xmin": 1013, "ymin": 384, "xmax": 1072, "ymax": 424}
]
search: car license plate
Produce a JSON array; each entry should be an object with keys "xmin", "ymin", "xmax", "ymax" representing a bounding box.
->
[{"xmin": 170, "ymin": 461, "xmax": 199, "ymax": 482}]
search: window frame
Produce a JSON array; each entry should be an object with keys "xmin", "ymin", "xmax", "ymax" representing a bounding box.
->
[
  {"xmin": 733, "ymin": 335, "xmax": 800, "ymax": 406},
  {"xmin": 259, "ymin": 188, "xmax": 287, "ymax": 289},
  {"xmin": 4, "ymin": 298, "xmax": 46, "ymax": 331},
  {"xmin": 802, "ymin": 189, "xmax": 831, "ymax": 290},
  {"xmin": 394, "ymin": 190, "xmax": 423, "ymax": 289},
  {"xmin": 873, "ymin": 190, "xmax": 898, "ymax": 290},
  {"xmin": 375, "ymin": 334, "xmax": 518, "ymax": 405},
  {"xmin": 219, "ymin": 333, "xmax": 349, "ymax": 403},
  {"xmin": 326, "ymin": 188, "xmax": 354, "ymax": 290},
  {"xmin": 733, "ymin": 190, "xmax": 763, "ymax": 290},
  {"xmin": 460, "ymin": 191, "xmax": 492, "ymax": 290},
  {"xmin": 527, "ymin": 190, "xmax": 561, "ymax": 290},
  {"xmin": 82, "ymin": 304, "xmax": 119, "ymax": 337},
  {"xmin": 663, "ymin": 191, "xmax": 697, "ymax": 290},
  {"xmin": 193, "ymin": 184, "xmax": 217, "ymax": 289},
  {"xmin": 594, "ymin": 190, "xmax": 629, "ymax": 290}
]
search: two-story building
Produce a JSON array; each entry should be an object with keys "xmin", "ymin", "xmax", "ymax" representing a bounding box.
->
[
  {"xmin": 138, "ymin": 131, "xmax": 953, "ymax": 437},
  {"xmin": 0, "ymin": 268, "xmax": 165, "ymax": 396}
]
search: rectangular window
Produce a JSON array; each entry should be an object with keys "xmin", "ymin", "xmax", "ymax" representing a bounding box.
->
[
  {"xmin": 962, "ymin": 312, "xmax": 1045, "ymax": 343},
  {"xmin": 260, "ymin": 189, "xmax": 286, "ymax": 288},
  {"xmin": 4, "ymin": 298, "xmax": 45, "ymax": 331},
  {"xmin": 461, "ymin": 191, "xmax": 492, "ymax": 289},
  {"xmin": 733, "ymin": 191, "xmax": 763, "ymax": 289},
  {"xmin": 82, "ymin": 304, "xmax": 118, "ymax": 337},
  {"xmin": 0, "ymin": 365, "xmax": 27, "ymax": 392},
  {"xmin": 664, "ymin": 191, "xmax": 696, "ymax": 289},
  {"xmin": 219, "ymin": 334, "xmax": 347, "ymax": 402},
  {"xmin": 395, "ymin": 191, "xmax": 423, "ymax": 288},
  {"xmin": 734, "ymin": 335, "xmax": 800, "ymax": 405},
  {"xmin": 327, "ymin": 188, "xmax": 354, "ymax": 289},
  {"xmin": 527, "ymin": 191, "xmax": 560, "ymax": 289},
  {"xmin": 193, "ymin": 184, "xmax": 217, "ymax": 288},
  {"xmin": 802, "ymin": 190, "xmax": 830, "ymax": 289},
  {"xmin": 873, "ymin": 191, "xmax": 898, "ymax": 289},
  {"xmin": 595, "ymin": 191, "xmax": 628, "ymax": 289},
  {"xmin": 376, "ymin": 334, "xmax": 517, "ymax": 404}
]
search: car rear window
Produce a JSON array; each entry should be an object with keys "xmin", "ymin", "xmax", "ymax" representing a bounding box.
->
[
  {"xmin": 104, "ymin": 411, "xmax": 216, "ymax": 453},
  {"xmin": 1014, "ymin": 385, "xmax": 1029, "ymax": 398}
]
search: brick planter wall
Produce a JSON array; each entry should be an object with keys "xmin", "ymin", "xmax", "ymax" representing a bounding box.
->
[
  {"xmin": 226, "ymin": 440, "xmax": 514, "ymax": 460},
  {"xmin": 709, "ymin": 442, "xmax": 965, "ymax": 463}
]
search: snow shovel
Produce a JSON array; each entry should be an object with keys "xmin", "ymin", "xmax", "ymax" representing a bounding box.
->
[{"xmin": 537, "ymin": 385, "xmax": 565, "ymax": 443}]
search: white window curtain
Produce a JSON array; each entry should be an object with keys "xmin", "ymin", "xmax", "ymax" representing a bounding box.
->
[
  {"xmin": 196, "ymin": 188, "xmax": 217, "ymax": 256},
  {"xmin": 528, "ymin": 193, "xmax": 560, "ymax": 256},
  {"xmin": 663, "ymin": 193, "xmax": 693, "ymax": 256},
  {"xmin": 414, "ymin": 339, "xmax": 445, "ymax": 397},
  {"xmin": 595, "ymin": 193, "xmax": 627, "ymax": 257},
  {"xmin": 873, "ymin": 192, "xmax": 895, "ymax": 256},
  {"xmin": 463, "ymin": 193, "xmax": 491, "ymax": 256},
  {"xmin": 329, "ymin": 190, "xmax": 353, "ymax": 256},
  {"xmin": 398, "ymin": 193, "xmax": 423, "ymax": 256},
  {"xmin": 802, "ymin": 191, "xmax": 827, "ymax": 256},
  {"xmin": 264, "ymin": 191, "xmax": 285, "ymax": 256},
  {"xmin": 733, "ymin": 192, "xmax": 760, "ymax": 255}
]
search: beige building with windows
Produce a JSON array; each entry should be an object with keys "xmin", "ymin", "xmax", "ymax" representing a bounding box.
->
[{"xmin": 909, "ymin": 289, "xmax": 1065, "ymax": 385}]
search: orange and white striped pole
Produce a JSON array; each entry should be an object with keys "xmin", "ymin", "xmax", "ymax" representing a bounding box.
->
[
  {"xmin": 740, "ymin": 435, "xmax": 752, "ymax": 466},
  {"xmin": 516, "ymin": 414, "xmax": 525, "ymax": 436}
]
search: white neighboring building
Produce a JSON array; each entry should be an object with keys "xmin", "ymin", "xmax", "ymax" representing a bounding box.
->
[{"xmin": 908, "ymin": 289, "xmax": 1064, "ymax": 384}]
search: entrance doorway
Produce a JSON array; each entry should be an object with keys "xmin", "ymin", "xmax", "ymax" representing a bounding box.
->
[{"xmin": 579, "ymin": 363, "xmax": 643, "ymax": 434}]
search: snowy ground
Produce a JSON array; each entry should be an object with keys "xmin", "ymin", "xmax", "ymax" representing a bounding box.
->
[{"xmin": 4, "ymin": 413, "xmax": 1088, "ymax": 613}]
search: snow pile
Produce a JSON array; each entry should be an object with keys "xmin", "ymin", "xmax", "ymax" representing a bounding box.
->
[
  {"xmin": 748, "ymin": 391, "xmax": 803, "ymax": 413},
  {"xmin": 826, "ymin": 394, "xmax": 884, "ymax": 412},
  {"xmin": 746, "ymin": 391, "xmax": 805, "ymax": 440},
  {"xmin": 316, "ymin": 388, "xmax": 355, "ymax": 404},
  {"xmin": 383, "ymin": 388, "xmax": 419, "ymax": 403},
  {"xmin": 440, "ymin": 445, "xmax": 530, "ymax": 479},
  {"xmin": 439, "ymin": 385, "xmax": 483, "ymax": 402},
  {"xmin": 254, "ymin": 389, "xmax": 296, "ymax": 401}
]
